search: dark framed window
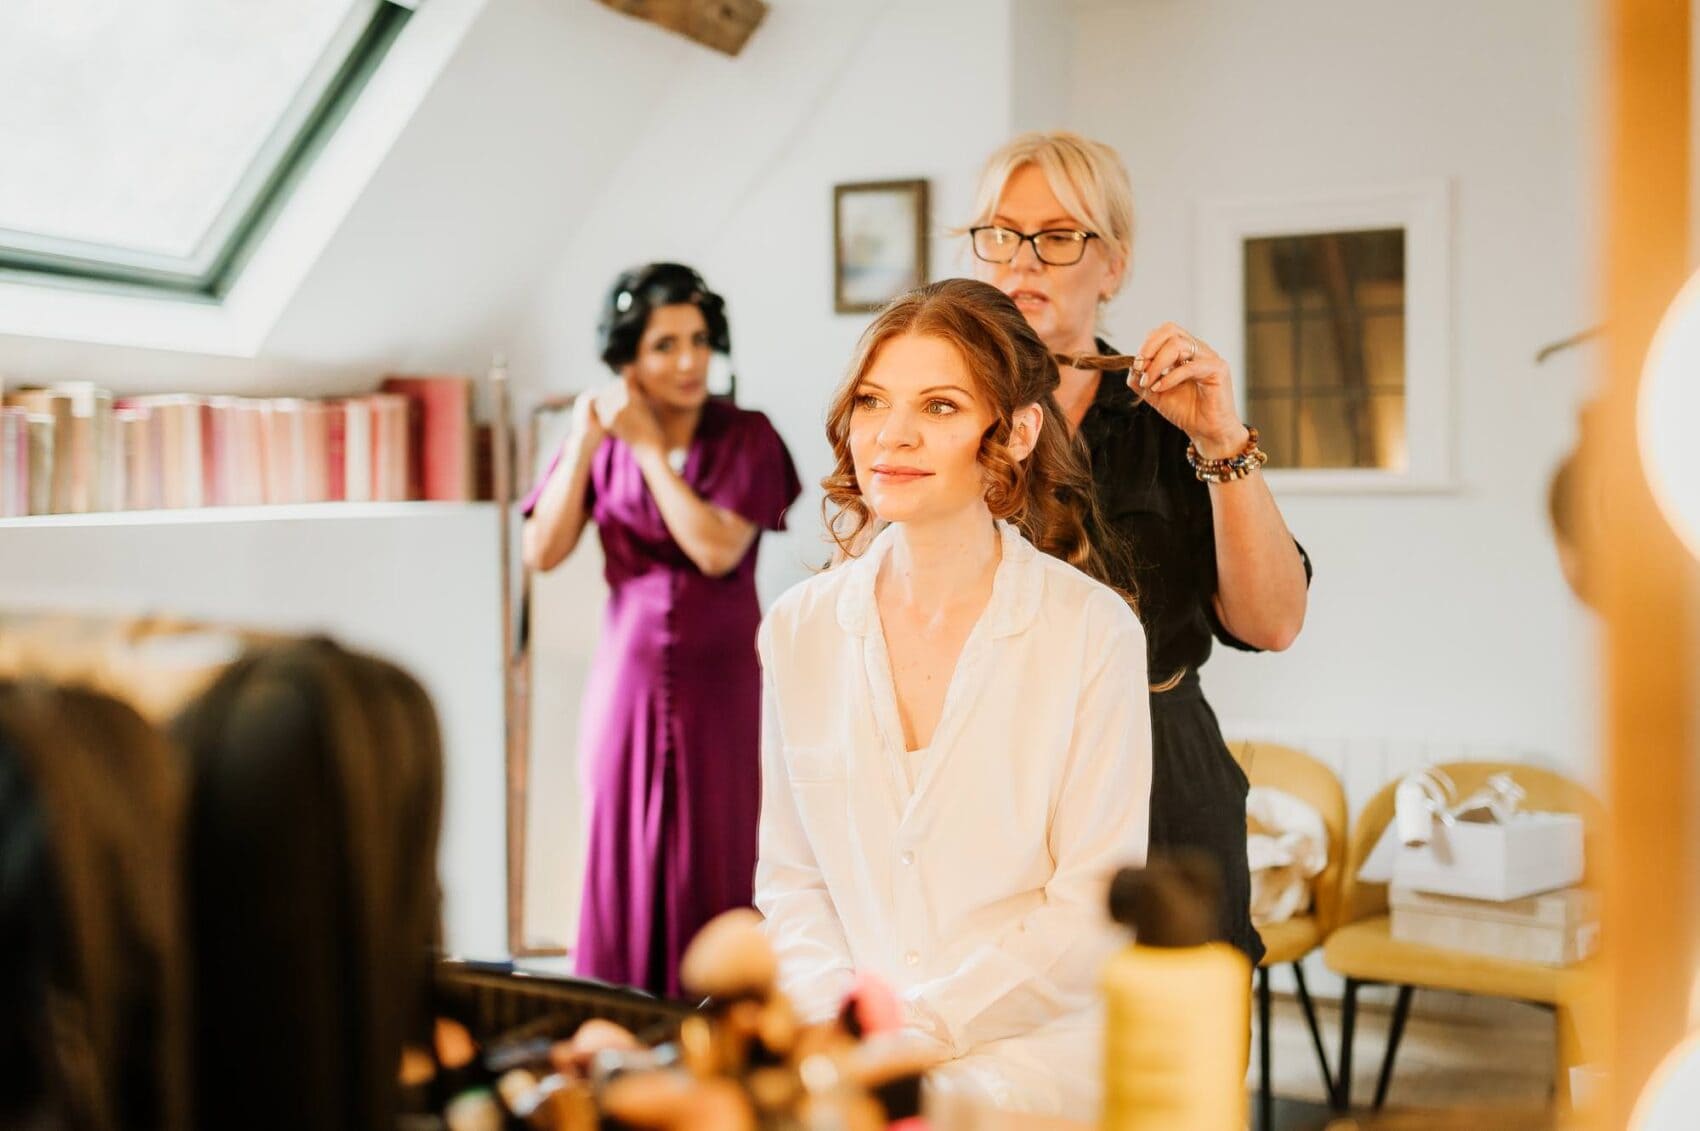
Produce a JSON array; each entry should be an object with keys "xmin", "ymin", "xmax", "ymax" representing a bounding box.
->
[{"xmin": 1243, "ymin": 228, "xmax": 1407, "ymax": 471}]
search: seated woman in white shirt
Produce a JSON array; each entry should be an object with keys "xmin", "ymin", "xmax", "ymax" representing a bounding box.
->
[{"xmin": 754, "ymin": 277, "xmax": 1153, "ymax": 1120}]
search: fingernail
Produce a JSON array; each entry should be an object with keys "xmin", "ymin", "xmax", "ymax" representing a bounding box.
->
[{"xmin": 1138, "ymin": 373, "xmax": 1149, "ymax": 388}]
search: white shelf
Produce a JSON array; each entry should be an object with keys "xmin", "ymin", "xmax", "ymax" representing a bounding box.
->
[{"xmin": 0, "ymin": 500, "xmax": 498, "ymax": 529}]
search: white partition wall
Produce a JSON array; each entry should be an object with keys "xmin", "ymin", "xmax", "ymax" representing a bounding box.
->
[{"xmin": 0, "ymin": 503, "xmax": 509, "ymax": 958}]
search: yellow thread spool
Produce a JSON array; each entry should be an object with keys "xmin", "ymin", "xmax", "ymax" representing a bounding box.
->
[
  {"xmin": 1100, "ymin": 854, "xmax": 1253, "ymax": 1131},
  {"xmin": 1101, "ymin": 941, "xmax": 1251, "ymax": 1130}
]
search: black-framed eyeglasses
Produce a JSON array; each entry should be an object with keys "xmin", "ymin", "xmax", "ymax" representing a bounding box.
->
[{"xmin": 969, "ymin": 225, "xmax": 1099, "ymax": 267}]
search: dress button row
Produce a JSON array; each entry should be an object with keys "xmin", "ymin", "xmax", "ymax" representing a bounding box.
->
[
  {"xmin": 900, "ymin": 851, "xmax": 915, "ymax": 867},
  {"xmin": 904, "ymin": 950, "xmax": 920, "ymax": 967}
]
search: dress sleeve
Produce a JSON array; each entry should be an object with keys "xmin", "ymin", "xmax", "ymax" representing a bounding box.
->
[{"xmin": 705, "ymin": 411, "xmax": 802, "ymax": 532}]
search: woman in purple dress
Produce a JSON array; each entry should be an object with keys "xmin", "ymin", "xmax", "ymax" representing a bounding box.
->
[{"xmin": 521, "ymin": 263, "xmax": 801, "ymax": 997}]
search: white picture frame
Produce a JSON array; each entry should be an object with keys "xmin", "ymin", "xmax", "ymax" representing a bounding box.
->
[{"xmin": 1195, "ymin": 180, "xmax": 1455, "ymax": 493}]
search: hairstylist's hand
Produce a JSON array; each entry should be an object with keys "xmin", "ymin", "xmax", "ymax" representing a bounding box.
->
[
  {"xmin": 594, "ymin": 376, "xmax": 665, "ymax": 455},
  {"xmin": 1130, "ymin": 322, "xmax": 1252, "ymax": 459}
]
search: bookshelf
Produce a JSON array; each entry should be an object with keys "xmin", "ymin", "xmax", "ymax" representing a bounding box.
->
[
  {"xmin": 0, "ymin": 499, "xmax": 512, "ymax": 959},
  {"xmin": 0, "ymin": 499, "xmax": 486, "ymax": 528},
  {"xmin": 1, "ymin": 376, "xmax": 486, "ymax": 517}
]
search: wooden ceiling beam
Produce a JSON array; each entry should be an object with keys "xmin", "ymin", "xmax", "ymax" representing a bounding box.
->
[{"xmin": 595, "ymin": 0, "xmax": 768, "ymax": 57}]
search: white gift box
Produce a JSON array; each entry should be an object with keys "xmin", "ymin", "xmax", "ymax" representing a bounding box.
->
[
  {"xmin": 1390, "ymin": 884, "xmax": 1599, "ymax": 965},
  {"xmin": 1362, "ymin": 811, "xmax": 1584, "ymax": 902}
]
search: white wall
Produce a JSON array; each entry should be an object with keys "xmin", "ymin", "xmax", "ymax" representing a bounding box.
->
[
  {"xmin": 1010, "ymin": 0, "xmax": 1072, "ymax": 135},
  {"xmin": 1064, "ymin": 0, "xmax": 1603, "ymax": 780}
]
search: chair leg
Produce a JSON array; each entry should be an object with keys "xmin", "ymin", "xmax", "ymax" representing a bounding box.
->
[
  {"xmin": 1554, "ymin": 1004, "xmax": 1579, "ymax": 1107},
  {"xmin": 1373, "ymin": 985, "xmax": 1415, "ymax": 1110},
  {"xmin": 1291, "ymin": 961, "xmax": 1335, "ymax": 1104},
  {"xmin": 1336, "ymin": 978, "xmax": 1359, "ymax": 1112},
  {"xmin": 1258, "ymin": 965, "xmax": 1274, "ymax": 1131}
]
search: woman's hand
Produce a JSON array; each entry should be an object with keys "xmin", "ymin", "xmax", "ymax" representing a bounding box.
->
[
  {"xmin": 571, "ymin": 385, "xmax": 607, "ymax": 446},
  {"xmin": 594, "ymin": 376, "xmax": 665, "ymax": 455},
  {"xmin": 1130, "ymin": 322, "xmax": 1251, "ymax": 459}
]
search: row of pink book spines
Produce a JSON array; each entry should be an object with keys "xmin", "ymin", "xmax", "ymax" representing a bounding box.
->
[
  {"xmin": 110, "ymin": 395, "xmax": 408, "ymax": 411},
  {"xmin": 111, "ymin": 431, "xmax": 409, "ymax": 505}
]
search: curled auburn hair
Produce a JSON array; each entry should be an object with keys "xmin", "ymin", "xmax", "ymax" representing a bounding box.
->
[{"xmin": 821, "ymin": 278, "xmax": 1136, "ymax": 609}]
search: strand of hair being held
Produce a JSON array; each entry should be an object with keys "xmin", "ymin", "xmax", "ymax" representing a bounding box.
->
[{"xmin": 1050, "ymin": 350, "xmax": 1150, "ymax": 406}]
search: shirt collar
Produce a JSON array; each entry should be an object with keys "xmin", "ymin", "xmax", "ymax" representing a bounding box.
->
[{"xmin": 835, "ymin": 520, "xmax": 1043, "ymax": 639}]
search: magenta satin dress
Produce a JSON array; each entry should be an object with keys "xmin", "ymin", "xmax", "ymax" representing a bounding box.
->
[{"xmin": 522, "ymin": 400, "xmax": 801, "ymax": 997}]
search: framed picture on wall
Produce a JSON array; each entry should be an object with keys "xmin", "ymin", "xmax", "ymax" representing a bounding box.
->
[
  {"xmin": 1195, "ymin": 180, "xmax": 1454, "ymax": 493},
  {"xmin": 834, "ymin": 178, "xmax": 929, "ymax": 314}
]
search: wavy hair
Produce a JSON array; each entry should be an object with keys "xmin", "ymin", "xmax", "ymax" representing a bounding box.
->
[{"xmin": 821, "ymin": 278, "xmax": 1136, "ymax": 608}]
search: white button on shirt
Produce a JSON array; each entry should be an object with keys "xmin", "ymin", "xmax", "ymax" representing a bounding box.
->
[{"xmin": 754, "ymin": 522, "xmax": 1152, "ymax": 1120}]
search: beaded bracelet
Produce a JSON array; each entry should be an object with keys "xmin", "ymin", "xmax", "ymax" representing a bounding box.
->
[{"xmin": 1186, "ymin": 427, "xmax": 1269, "ymax": 483}]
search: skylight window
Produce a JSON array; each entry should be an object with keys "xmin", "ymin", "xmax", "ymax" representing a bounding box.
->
[{"xmin": 0, "ymin": 0, "xmax": 413, "ymax": 298}]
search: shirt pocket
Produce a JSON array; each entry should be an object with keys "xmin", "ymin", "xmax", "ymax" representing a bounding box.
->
[
  {"xmin": 783, "ymin": 743, "xmax": 846, "ymax": 784},
  {"xmin": 781, "ymin": 744, "xmax": 854, "ymax": 872}
]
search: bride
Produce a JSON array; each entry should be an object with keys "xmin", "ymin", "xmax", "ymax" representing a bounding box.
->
[{"xmin": 755, "ymin": 277, "xmax": 1153, "ymax": 1120}]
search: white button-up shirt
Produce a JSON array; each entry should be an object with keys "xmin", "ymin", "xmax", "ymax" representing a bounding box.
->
[{"xmin": 755, "ymin": 522, "xmax": 1152, "ymax": 1119}]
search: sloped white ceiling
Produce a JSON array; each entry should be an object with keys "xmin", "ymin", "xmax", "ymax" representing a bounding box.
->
[
  {"xmin": 263, "ymin": 0, "xmax": 696, "ymax": 369},
  {"xmin": 0, "ymin": 0, "xmax": 691, "ymax": 389}
]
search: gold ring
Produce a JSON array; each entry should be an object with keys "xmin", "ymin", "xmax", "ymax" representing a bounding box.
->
[{"xmin": 1183, "ymin": 338, "xmax": 1198, "ymax": 363}]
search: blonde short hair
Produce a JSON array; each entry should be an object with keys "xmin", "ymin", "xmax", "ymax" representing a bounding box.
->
[{"xmin": 966, "ymin": 131, "xmax": 1136, "ymax": 282}]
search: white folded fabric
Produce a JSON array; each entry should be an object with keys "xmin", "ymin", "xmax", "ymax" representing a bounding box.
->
[{"xmin": 1247, "ymin": 786, "xmax": 1329, "ymax": 927}]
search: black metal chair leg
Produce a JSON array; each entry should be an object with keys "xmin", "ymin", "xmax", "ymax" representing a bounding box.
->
[
  {"xmin": 1336, "ymin": 978, "xmax": 1360, "ymax": 1111},
  {"xmin": 1291, "ymin": 962, "xmax": 1335, "ymax": 1103},
  {"xmin": 1374, "ymin": 985, "xmax": 1415, "ymax": 1110},
  {"xmin": 1258, "ymin": 965, "xmax": 1274, "ymax": 1131}
]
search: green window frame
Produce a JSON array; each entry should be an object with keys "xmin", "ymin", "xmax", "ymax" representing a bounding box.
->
[{"xmin": 0, "ymin": 0, "xmax": 414, "ymax": 301}]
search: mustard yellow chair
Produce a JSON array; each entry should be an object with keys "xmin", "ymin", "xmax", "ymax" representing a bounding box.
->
[
  {"xmin": 1232, "ymin": 740, "xmax": 1348, "ymax": 1127},
  {"xmin": 1322, "ymin": 761, "xmax": 1599, "ymax": 1112}
]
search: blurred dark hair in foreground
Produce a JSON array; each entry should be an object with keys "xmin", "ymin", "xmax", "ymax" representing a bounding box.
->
[{"xmin": 0, "ymin": 635, "xmax": 444, "ymax": 1131}]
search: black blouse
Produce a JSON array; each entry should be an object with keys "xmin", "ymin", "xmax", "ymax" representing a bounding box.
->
[{"xmin": 1078, "ymin": 355, "xmax": 1312, "ymax": 687}]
